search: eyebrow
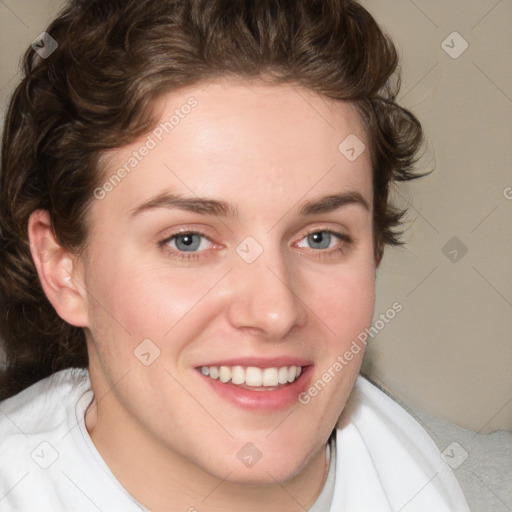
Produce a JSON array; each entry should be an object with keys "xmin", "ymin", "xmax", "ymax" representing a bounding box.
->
[{"xmin": 129, "ymin": 191, "xmax": 370, "ymax": 219}]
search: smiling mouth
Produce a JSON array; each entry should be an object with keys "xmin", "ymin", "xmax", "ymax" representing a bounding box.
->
[{"xmin": 198, "ymin": 365, "xmax": 304, "ymax": 391}]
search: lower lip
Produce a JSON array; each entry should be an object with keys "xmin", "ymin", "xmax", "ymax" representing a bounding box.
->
[{"xmin": 197, "ymin": 366, "xmax": 313, "ymax": 412}]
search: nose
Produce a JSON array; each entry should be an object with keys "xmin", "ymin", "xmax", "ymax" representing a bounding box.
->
[{"xmin": 225, "ymin": 244, "xmax": 307, "ymax": 340}]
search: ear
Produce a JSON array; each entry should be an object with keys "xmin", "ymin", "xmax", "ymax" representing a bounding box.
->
[{"xmin": 28, "ymin": 209, "xmax": 89, "ymax": 328}]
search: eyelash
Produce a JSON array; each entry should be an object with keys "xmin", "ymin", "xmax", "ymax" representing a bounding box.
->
[{"xmin": 158, "ymin": 228, "xmax": 352, "ymax": 262}]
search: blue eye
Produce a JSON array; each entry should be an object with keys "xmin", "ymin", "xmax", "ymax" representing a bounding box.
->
[
  {"xmin": 159, "ymin": 228, "xmax": 352, "ymax": 262},
  {"xmin": 160, "ymin": 231, "xmax": 214, "ymax": 260},
  {"xmin": 297, "ymin": 230, "xmax": 349, "ymax": 251},
  {"xmin": 305, "ymin": 231, "xmax": 334, "ymax": 250},
  {"xmin": 171, "ymin": 233, "xmax": 205, "ymax": 252}
]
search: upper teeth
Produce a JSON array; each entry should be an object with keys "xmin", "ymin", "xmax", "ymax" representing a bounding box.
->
[{"xmin": 200, "ymin": 365, "xmax": 303, "ymax": 387}]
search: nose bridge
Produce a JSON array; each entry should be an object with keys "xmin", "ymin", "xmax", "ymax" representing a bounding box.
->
[{"xmin": 226, "ymin": 234, "xmax": 306, "ymax": 338}]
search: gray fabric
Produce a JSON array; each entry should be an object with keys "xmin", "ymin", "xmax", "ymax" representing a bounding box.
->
[
  {"xmin": 308, "ymin": 432, "xmax": 336, "ymax": 511},
  {"xmin": 391, "ymin": 396, "xmax": 512, "ymax": 512}
]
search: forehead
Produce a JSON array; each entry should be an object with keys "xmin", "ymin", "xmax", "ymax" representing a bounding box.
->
[{"xmin": 94, "ymin": 77, "xmax": 372, "ymax": 221}]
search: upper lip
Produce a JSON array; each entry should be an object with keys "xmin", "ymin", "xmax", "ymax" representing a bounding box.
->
[{"xmin": 196, "ymin": 356, "xmax": 313, "ymax": 369}]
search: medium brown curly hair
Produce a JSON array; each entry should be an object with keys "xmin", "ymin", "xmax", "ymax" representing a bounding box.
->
[{"xmin": 0, "ymin": 0, "xmax": 426, "ymax": 400}]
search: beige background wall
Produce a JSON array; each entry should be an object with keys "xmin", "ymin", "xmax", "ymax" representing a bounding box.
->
[{"xmin": 1, "ymin": 0, "xmax": 510, "ymax": 433}]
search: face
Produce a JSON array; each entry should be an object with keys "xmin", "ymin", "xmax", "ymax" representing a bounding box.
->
[{"xmin": 80, "ymin": 77, "xmax": 376, "ymax": 486}]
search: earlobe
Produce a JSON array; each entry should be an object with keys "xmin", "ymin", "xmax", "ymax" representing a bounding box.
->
[{"xmin": 28, "ymin": 209, "xmax": 89, "ymax": 328}]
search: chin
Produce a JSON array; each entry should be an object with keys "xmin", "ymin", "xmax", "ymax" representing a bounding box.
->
[
  {"xmin": 202, "ymin": 439, "xmax": 318, "ymax": 487},
  {"xmin": 222, "ymin": 458, "xmax": 305, "ymax": 486}
]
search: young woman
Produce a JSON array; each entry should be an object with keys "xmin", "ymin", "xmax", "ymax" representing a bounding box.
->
[{"xmin": 0, "ymin": 0, "xmax": 470, "ymax": 510}]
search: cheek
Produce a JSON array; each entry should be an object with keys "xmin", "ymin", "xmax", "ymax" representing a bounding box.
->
[
  {"xmin": 84, "ymin": 252, "xmax": 222, "ymax": 348},
  {"xmin": 84, "ymin": 234, "xmax": 375, "ymax": 356},
  {"xmin": 308, "ymin": 259, "xmax": 376, "ymax": 345}
]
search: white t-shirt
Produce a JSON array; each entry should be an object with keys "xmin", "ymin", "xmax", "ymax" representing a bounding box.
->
[{"xmin": 0, "ymin": 368, "xmax": 470, "ymax": 511}]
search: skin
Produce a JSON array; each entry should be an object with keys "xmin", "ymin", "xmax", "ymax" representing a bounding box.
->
[{"xmin": 29, "ymin": 76, "xmax": 377, "ymax": 511}]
